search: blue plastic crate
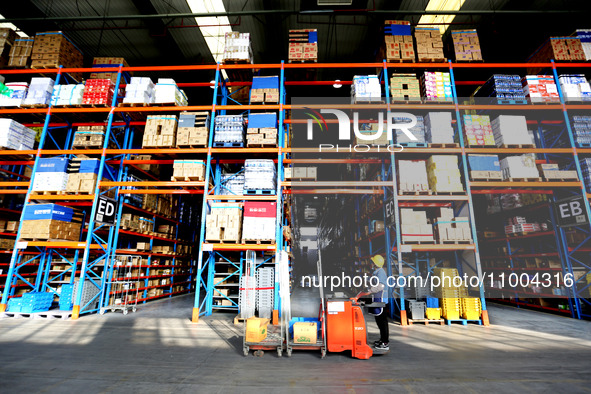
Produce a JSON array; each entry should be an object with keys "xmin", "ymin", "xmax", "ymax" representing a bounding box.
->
[{"xmin": 426, "ymin": 297, "xmax": 439, "ymax": 308}]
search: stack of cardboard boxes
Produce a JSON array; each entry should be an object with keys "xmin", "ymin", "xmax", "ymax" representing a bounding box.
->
[
  {"xmin": 463, "ymin": 114, "xmax": 495, "ymax": 147},
  {"xmin": 395, "ymin": 114, "xmax": 425, "ymax": 144},
  {"xmin": 398, "ymin": 160, "xmax": 429, "ymax": 194},
  {"xmin": 142, "ymin": 115, "xmax": 178, "ymax": 148},
  {"xmin": 0, "ymin": 28, "xmax": 17, "ymax": 67},
  {"xmin": 31, "ymin": 32, "xmax": 83, "ymax": 79},
  {"xmin": 0, "ymin": 220, "xmax": 19, "ymax": 233},
  {"xmin": 451, "ymin": 30, "xmax": 482, "ymax": 61},
  {"xmin": 572, "ymin": 115, "xmax": 591, "ymax": 146},
  {"xmin": 0, "ymin": 82, "xmax": 28, "ymax": 107},
  {"xmin": 22, "ymin": 77, "xmax": 54, "ymax": 106},
  {"xmin": 468, "ymin": 154, "xmax": 502, "ymax": 181},
  {"xmin": 537, "ymin": 163, "xmax": 578, "ymax": 181},
  {"xmin": 123, "ymin": 77, "xmax": 155, "ymax": 105},
  {"xmin": 0, "ymin": 119, "xmax": 36, "ymax": 150},
  {"xmin": 171, "ymin": 160, "xmax": 205, "ymax": 181},
  {"xmin": 500, "ymin": 154, "xmax": 540, "ymax": 180},
  {"xmin": 205, "ymin": 202, "xmax": 243, "ymax": 243},
  {"xmin": 433, "ymin": 207, "xmax": 472, "ymax": 244},
  {"xmin": 475, "ymin": 74, "xmax": 526, "ymax": 102},
  {"xmin": 529, "ymin": 37, "xmax": 586, "ymax": 63},
  {"xmin": 51, "ymin": 83, "xmax": 85, "ymax": 106},
  {"xmin": 242, "ymin": 202, "xmax": 276, "ymax": 243},
  {"xmin": 65, "ymin": 158, "xmax": 114, "ymax": 194},
  {"xmin": 20, "ymin": 203, "xmax": 82, "ymax": 241},
  {"xmin": 522, "ymin": 75, "xmax": 560, "ymax": 103},
  {"xmin": 421, "ymin": 72, "xmax": 453, "ymax": 102},
  {"xmin": 504, "ymin": 215, "xmax": 549, "ymax": 236},
  {"xmin": 284, "ymin": 167, "xmax": 317, "ymax": 181},
  {"xmin": 426, "ymin": 155, "xmax": 464, "ymax": 193},
  {"xmin": 288, "ymin": 29, "xmax": 318, "ymax": 62},
  {"xmin": 250, "ymin": 76, "xmax": 279, "ymax": 103},
  {"xmin": 246, "ymin": 113, "xmax": 277, "ymax": 147},
  {"xmin": 82, "ymin": 79, "xmax": 115, "ymax": 106},
  {"xmin": 90, "ymin": 57, "xmax": 129, "ymax": 83},
  {"xmin": 351, "ymin": 75, "xmax": 382, "ymax": 102},
  {"xmin": 354, "ymin": 121, "xmax": 389, "ymax": 145},
  {"xmin": 176, "ymin": 111, "xmax": 209, "ymax": 147},
  {"xmin": 491, "ymin": 115, "xmax": 534, "ymax": 147},
  {"xmin": 383, "ymin": 20, "xmax": 415, "ymax": 62},
  {"xmin": 400, "ymin": 208, "xmax": 434, "ymax": 244},
  {"xmin": 154, "ymin": 78, "xmax": 187, "ymax": 106},
  {"xmin": 558, "ymin": 74, "xmax": 591, "ymax": 102},
  {"xmin": 425, "ymin": 112, "xmax": 455, "ymax": 145},
  {"xmin": 414, "ymin": 27, "xmax": 445, "ymax": 62},
  {"xmin": 222, "ymin": 32, "xmax": 252, "ymax": 63},
  {"xmin": 575, "ymin": 30, "xmax": 591, "ymax": 61},
  {"xmin": 72, "ymin": 125, "xmax": 106, "ymax": 149},
  {"xmin": 389, "ymin": 74, "xmax": 421, "ymax": 101},
  {"xmin": 32, "ymin": 157, "xmax": 69, "ymax": 193},
  {"xmin": 8, "ymin": 38, "xmax": 34, "ymax": 68}
]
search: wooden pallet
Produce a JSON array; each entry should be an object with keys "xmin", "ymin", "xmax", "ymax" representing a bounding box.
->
[
  {"xmin": 223, "ymin": 59, "xmax": 253, "ymax": 64},
  {"xmin": 498, "ymin": 144, "xmax": 536, "ymax": 149},
  {"xmin": 246, "ymin": 143, "xmax": 278, "ymax": 148},
  {"xmin": 118, "ymin": 102, "xmax": 151, "ymax": 107},
  {"xmin": 175, "ymin": 144, "xmax": 208, "ymax": 149},
  {"xmin": 429, "ymin": 143, "xmax": 460, "ymax": 148},
  {"xmin": 445, "ymin": 319, "xmax": 482, "ymax": 326},
  {"xmin": 418, "ymin": 57, "xmax": 447, "ymax": 63},
  {"xmin": 72, "ymin": 144, "xmax": 104, "ymax": 149},
  {"xmin": 30, "ymin": 190, "xmax": 62, "ymax": 196},
  {"xmin": 170, "ymin": 175, "xmax": 205, "ymax": 182},
  {"xmin": 402, "ymin": 240, "xmax": 437, "ymax": 245},
  {"xmin": 62, "ymin": 190, "xmax": 94, "ymax": 195},
  {"xmin": 506, "ymin": 177, "xmax": 543, "ymax": 182},
  {"xmin": 287, "ymin": 59, "xmax": 318, "ymax": 63},
  {"xmin": 21, "ymin": 104, "xmax": 49, "ymax": 108},
  {"xmin": 440, "ymin": 240, "xmax": 473, "ymax": 244},
  {"xmin": 398, "ymin": 142, "xmax": 428, "ymax": 148},
  {"xmin": 543, "ymin": 175, "xmax": 579, "ymax": 182},
  {"xmin": 353, "ymin": 99, "xmax": 386, "ymax": 104},
  {"xmin": 466, "ymin": 144, "xmax": 496, "ymax": 148},
  {"xmin": 432, "ymin": 191, "xmax": 466, "ymax": 195},
  {"xmin": 408, "ymin": 318, "xmax": 445, "ymax": 325},
  {"xmin": 79, "ymin": 103, "xmax": 110, "ymax": 108},
  {"xmin": 386, "ymin": 58, "xmax": 416, "ymax": 63},
  {"xmin": 399, "ymin": 190, "xmax": 432, "ymax": 195},
  {"xmin": 242, "ymin": 239, "xmax": 275, "ymax": 245},
  {"xmin": 390, "ymin": 99, "xmax": 423, "ymax": 104},
  {"xmin": 470, "ymin": 176, "xmax": 503, "ymax": 182}
]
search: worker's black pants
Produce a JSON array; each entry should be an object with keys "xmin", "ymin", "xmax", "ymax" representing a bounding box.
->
[{"xmin": 374, "ymin": 306, "xmax": 389, "ymax": 343}]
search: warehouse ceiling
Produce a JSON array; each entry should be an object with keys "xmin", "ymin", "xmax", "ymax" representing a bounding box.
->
[{"xmin": 1, "ymin": 0, "xmax": 590, "ymax": 67}]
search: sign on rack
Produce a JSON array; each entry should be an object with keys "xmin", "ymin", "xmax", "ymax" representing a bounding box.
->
[
  {"xmin": 385, "ymin": 196, "xmax": 396, "ymax": 227},
  {"xmin": 94, "ymin": 196, "xmax": 118, "ymax": 226},
  {"xmin": 554, "ymin": 195, "xmax": 589, "ymax": 228}
]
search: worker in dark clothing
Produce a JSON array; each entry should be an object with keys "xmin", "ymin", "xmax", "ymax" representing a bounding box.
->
[{"xmin": 369, "ymin": 254, "xmax": 389, "ymax": 351}]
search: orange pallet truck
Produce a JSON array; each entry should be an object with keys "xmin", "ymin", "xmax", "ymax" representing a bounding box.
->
[{"xmin": 325, "ymin": 291, "xmax": 389, "ymax": 360}]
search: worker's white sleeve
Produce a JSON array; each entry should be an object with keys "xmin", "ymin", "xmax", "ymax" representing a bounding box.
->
[{"xmin": 370, "ymin": 283, "xmax": 385, "ymax": 293}]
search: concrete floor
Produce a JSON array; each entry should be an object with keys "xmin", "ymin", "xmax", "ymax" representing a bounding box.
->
[{"xmin": 1, "ymin": 295, "xmax": 591, "ymax": 393}]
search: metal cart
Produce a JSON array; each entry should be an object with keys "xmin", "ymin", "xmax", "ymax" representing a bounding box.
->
[
  {"xmin": 243, "ymin": 322, "xmax": 284, "ymax": 357},
  {"xmin": 100, "ymin": 255, "xmax": 138, "ymax": 315},
  {"xmin": 285, "ymin": 259, "xmax": 328, "ymax": 358}
]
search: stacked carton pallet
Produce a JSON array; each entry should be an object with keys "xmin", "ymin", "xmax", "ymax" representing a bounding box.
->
[
  {"xmin": 529, "ymin": 37, "xmax": 585, "ymax": 63},
  {"xmin": 433, "ymin": 207, "xmax": 472, "ymax": 244},
  {"xmin": 72, "ymin": 125, "xmax": 106, "ymax": 149},
  {"xmin": 468, "ymin": 154, "xmax": 502, "ymax": 181},
  {"xmin": 0, "ymin": 119, "xmax": 36, "ymax": 150},
  {"xmin": 176, "ymin": 112, "xmax": 209, "ymax": 147},
  {"xmin": 575, "ymin": 30, "xmax": 591, "ymax": 60},
  {"xmin": 205, "ymin": 202, "xmax": 243, "ymax": 243},
  {"xmin": 22, "ymin": 77, "xmax": 54, "ymax": 106},
  {"xmin": 285, "ymin": 167, "xmax": 317, "ymax": 181},
  {"xmin": 142, "ymin": 115, "xmax": 178, "ymax": 148},
  {"xmin": 120, "ymin": 213, "xmax": 154, "ymax": 233},
  {"xmin": 0, "ymin": 82, "xmax": 28, "ymax": 107},
  {"xmin": 572, "ymin": 115, "xmax": 591, "ymax": 146},
  {"xmin": 51, "ymin": 83, "xmax": 85, "ymax": 106},
  {"xmin": 171, "ymin": 160, "xmax": 205, "ymax": 181},
  {"xmin": 474, "ymin": 74, "xmax": 526, "ymax": 101},
  {"xmin": 500, "ymin": 154, "xmax": 540, "ymax": 180},
  {"xmin": 0, "ymin": 220, "xmax": 19, "ymax": 233},
  {"xmin": 246, "ymin": 113, "xmax": 277, "ymax": 147},
  {"xmin": 154, "ymin": 78, "xmax": 187, "ymax": 106},
  {"xmin": 400, "ymin": 208, "xmax": 434, "ymax": 244},
  {"xmin": 242, "ymin": 202, "xmax": 276, "ymax": 243},
  {"xmin": 90, "ymin": 57, "xmax": 130, "ymax": 83},
  {"xmin": 123, "ymin": 77, "xmax": 155, "ymax": 105},
  {"xmin": 522, "ymin": 75, "xmax": 559, "ymax": 103},
  {"xmin": 421, "ymin": 72, "xmax": 453, "ymax": 102},
  {"xmin": 395, "ymin": 115, "xmax": 425, "ymax": 144},
  {"xmin": 20, "ymin": 203, "xmax": 82, "ymax": 241},
  {"xmin": 451, "ymin": 30, "xmax": 482, "ymax": 61},
  {"xmin": 558, "ymin": 74, "xmax": 591, "ymax": 101},
  {"xmin": 0, "ymin": 28, "xmax": 17, "ymax": 67},
  {"xmin": 223, "ymin": 32, "xmax": 252, "ymax": 63},
  {"xmin": 244, "ymin": 159, "xmax": 276, "ymax": 192},
  {"xmin": 398, "ymin": 160, "xmax": 429, "ymax": 193},
  {"xmin": 351, "ymin": 75, "xmax": 382, "ymax": 102},
  {"xmin": 65, "ymin": 158, "xmax": 114, "ymax": 194},
  {"xmin": 82, "ymin": 79, "xmax": 115, "ymax": 106},
  {"xmin": 250, "ymin": 76, "xmax": 279, "ymax": 103},
  {"xmin": 426, "ymin": 155, "xmax": 464, "ymax": 193},
  {"xmin": 504, "ymin": 216, "xmax": 549, "ymax": 236},
  {"xmin": 414, "ymin": 27, "xmax": 445, "ymax": 62},
  {"xmin": 389, "ymin": 74, "xmax": 421, "ymax": 101},
  {"xmin": 288, "ymin": 29, "xmax": 317, "ymax": 62},
  {"xmin": 8, "ymin": 38, "xmax": 34, "ymax": 68},
  {"xmin": 537, "ymin": 163, "xmax": 578, "ymax": 181},
  {"xmin": 354, "ymin": 121, "xmax": 389, "ymax": 145},
  {"xmin": 463, "ymin": 114, "xmax": 495, "ymax": 147},
  {"xmin": 214, "ymin": 115, "xmax": 245, "ymax": 146},
  {"xmin": 383, "ymin": 20, "xmax": 414, "ymax": 62},
  {"xmin": 31, "ymin": 32, "xmax": 83, "ymax": 79},
  {"xmin": 32, "ymin": 157, "xmax": 69, "ymax": 193},
  {"xmin": 491, "ymin": 115, "xmax": 534, "ymax": 147},
  {"xmin": 425, "ymin": 112, "xmax": 455, "ymax": 144}
]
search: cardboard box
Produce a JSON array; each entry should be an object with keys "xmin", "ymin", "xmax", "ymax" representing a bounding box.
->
[
  {"xmin": 245, "ymin": 317, "xmax": 270, "ymax": 343},
  {"xmin": 293, "ymin": 322, "xmax": 317, "ymax": 343}
]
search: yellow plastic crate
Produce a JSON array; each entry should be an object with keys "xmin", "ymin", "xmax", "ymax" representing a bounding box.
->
[
  {"xmin": 587, "ymin": 273, "xmax": 591, "ymax": 297},
  {"xmin": 426, "ymin": 307, "xmax": 441, "ymax": 320},
  {"xmin": 441, "ymin": 297, "xmax": 460, "ymax": 319},
  {"xmin": 460, "ymin": 297, "xmax": 481, "ymax": 320}
]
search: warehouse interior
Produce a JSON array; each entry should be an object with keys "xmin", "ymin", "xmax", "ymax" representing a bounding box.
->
[{"xmin": 1, "ymin": 0, "xmax": 591, "ymax": 391}]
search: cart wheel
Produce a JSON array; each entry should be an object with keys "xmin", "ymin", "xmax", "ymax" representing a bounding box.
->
[
  {"xmin": 99, "ymin": 309, "xmax": 105, "ymax": 315},
  {"xmin": 123, "ymin": 309, "xmax": 128, "ymax": 315},
  {"xmin": 243, "ymin": 348, "xmax": 249, "ymax": 357},
  {"xmin": 132, "ymin": 307, "xmax": 137, "ymax": 313},
  {"xmin": 277, "ymin": 348, "xmax": 282, "ymax": 357},
  {"xmin": 321, "ymin": 349, "xmax": 326, "ymax": 359},
  {"xmin": 287, "ymin": 348, "xmax": 292, "ymax": 357},
  {"xmin": 254, "ymin": 350, "xmax": 264, "ymax": 357},
  {"xmin": 111, "ymin": 309, "xmax": 116, "ymax": 313}
]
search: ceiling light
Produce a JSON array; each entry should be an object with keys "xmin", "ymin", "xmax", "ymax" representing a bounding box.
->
[
  {"xmin": 333, "ymin": 80, "xmax": 342, "ymax": 88},
  {"xmin": 0, "ymin": 14, "xmax": 29, "ymax": 37},
  {"xmin": 418, "ymin": 0, "xmax": 466, "ymax": 34}
]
